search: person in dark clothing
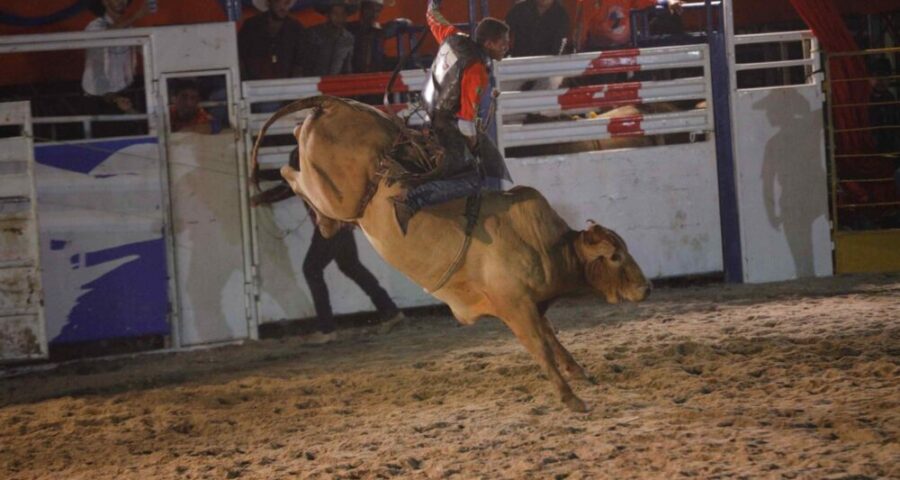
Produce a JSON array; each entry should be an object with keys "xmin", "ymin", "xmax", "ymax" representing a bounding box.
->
[
  {"xmin": 347, "ymin": 0, "xmax": 387, "ymax": 73},
  {"xmin": 238, "ymin": 0, "xmax": 308, "ymax": 80},
  {"xmin": 252, "ymin": 149, "xmax": 404, "ymax": 344},
  {"xmin": 505, "ymin": 0, "xmax": 571, "ymax": 57},
  {"xmin": 308, "ymin": 0, "xmax": 357, "ymax": 75},
  {"xmin": 345, "ymin": 0, "xmax": 412, "ymax": 74}
]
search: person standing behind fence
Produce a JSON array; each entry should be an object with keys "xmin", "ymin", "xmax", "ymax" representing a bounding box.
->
[
  {"xmin": 582, "ymin": 0, "xmax": 682, "ymax": 51},
  {"xmin": 347, "ymin": 0, "xmax": 387, "ymax": 73},
  {"xmin": 238, "ymin": 0, "xmax": 308, "ymax": 81},
  {"xmin": 345, "ymin": 0, "xmax": 411, "ymax": 75},
  {"xmin": 251, "ymin": 149, "xmax": 404, "ymax": 344},
  {"xmin": 82, "ymin": 0, "xmax": 152, "ymax": 114},
  {"xmin": 168, "ymin": 79, "xmax": 220, "ymax": 134},
  {"xmin": 308, "ymin": 0, "xmax": 357, "ymax": 76},
  {"xmin": 506, "ymin": 0, "xmax": 571, "ymax": 58},
  {"xmin": 504, "ymin": 0, "xmax": 571, "ymax": 94}
]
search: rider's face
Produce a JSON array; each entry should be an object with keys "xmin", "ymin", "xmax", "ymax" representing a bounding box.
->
[{"xmin": 483, "ymin": 33, "xmax": 510, "ymax": 61}]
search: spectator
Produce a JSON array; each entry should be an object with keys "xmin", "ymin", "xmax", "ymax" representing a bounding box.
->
[
  {"xmin": 82, "ymin": 0, "xmax": 152, "ymax": 114},
  {"xmin": 308, "ymin": 0, "xmax": 357, "ymax": 76},
  {"xmin": 347, "ymin": 0, "xmax": 387, "ymax": 73},
  {"xmin": 238, "ymin": 0, "xmax": 308, "ymax": 81},
  {"xmin": 505, "ymin": 0, "xmax": 571, "ymax": 57},
  {"xmin": 583, "ymin": 0, "xmax": 682, "ymax": 51},
  {"xmin": 169, "ymin": 79, "xmax": 219, "ymax": 134},
  {"xmin": 251, "ymin": 149, "xmax": 404, "ymax": 344},
  {"xmin": 346, "ymin": 0, "xmax": 413, "ymax": 74}
]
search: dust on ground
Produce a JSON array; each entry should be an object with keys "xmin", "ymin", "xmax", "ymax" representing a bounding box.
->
[{"xmin": 1, "ymin": 274, "xmax": 898, "ymax": 479}]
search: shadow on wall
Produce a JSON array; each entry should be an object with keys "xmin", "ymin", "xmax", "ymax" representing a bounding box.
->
[{"xmin": 754, "ymin": 88, "xmax": 826, "ymax": 278}]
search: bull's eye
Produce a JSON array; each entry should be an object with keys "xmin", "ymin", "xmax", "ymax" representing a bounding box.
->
[{"xmin": 611, "ymin": 252, "xmax": 623, "ymax": 263}]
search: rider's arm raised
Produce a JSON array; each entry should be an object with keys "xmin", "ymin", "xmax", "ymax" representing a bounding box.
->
[{"xmin": 426, "ymin": 0, "xmax": 458, "ymax": 44}]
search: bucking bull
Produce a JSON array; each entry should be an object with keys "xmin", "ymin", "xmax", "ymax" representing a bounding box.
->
[{"xmin": 251, "ymin": 96, "xmax": 651, "ymax": 412}]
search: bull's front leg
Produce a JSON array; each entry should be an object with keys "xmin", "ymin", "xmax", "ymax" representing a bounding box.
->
[
  {"xmin": 498, "ymin": 302, "xmax": 588, "ymax": 413},
  {"xmin": 538, "ymin": 315, "xmax": 595, "ymax": 384}
]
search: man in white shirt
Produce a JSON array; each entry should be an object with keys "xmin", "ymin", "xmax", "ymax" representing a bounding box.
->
[{"xmin": 82, "ymin": 0, "xmax": 151, "ymax": 113}]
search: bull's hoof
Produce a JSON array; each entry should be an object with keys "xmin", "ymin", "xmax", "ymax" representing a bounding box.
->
[{"xmin": 563, "ymin": 394, "xmax": 589, "ymax": 413}]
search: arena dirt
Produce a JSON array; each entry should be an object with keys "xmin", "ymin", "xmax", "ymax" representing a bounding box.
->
[{"xmin": 1, "ymin": 274, "xmax": 898, "ymax": 479}]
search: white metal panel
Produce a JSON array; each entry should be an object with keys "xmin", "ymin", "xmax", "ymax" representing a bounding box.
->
[
  {"xmin": 508, "ymin": 142, "xmax": 723, "ymax": 278},
  {"xmin": 497, "ymin": 45, "xmax": 708, "ymax": 81},
  {"xmin": 150, "ymin": 23, "xmax": 239, "ymax": 75},
  {"xmin": 732, "ymin": 86, "xmax": 833, "ymax": 282},
  {"xmin": 502, "ymin": 109, "xmax": 710, "ymax": 148},
  {"xmin": 499, "ymin": 77, "xmax": 708, "ymax": 116},
  {"xmin": 152, "ymin": 27, "xmax": 252, "ymax": 344},
  {"xmin": 167, "ymin": 132, "xmax": 249, "ymax": 345},
  {"xmin": 734, "ymin": 31, "xmax": 815, "ymax": 45},
  {"xmin": 0, "ymin": 101, "xmax": 48, "ymax": 362}
]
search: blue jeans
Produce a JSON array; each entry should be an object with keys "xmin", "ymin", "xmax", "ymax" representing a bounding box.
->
[{"xmin": 406, "ymin": 172, "xmax": 503, "ymax": 211}]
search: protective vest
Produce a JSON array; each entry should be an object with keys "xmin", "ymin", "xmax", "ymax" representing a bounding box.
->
[{"xmin": 421, "ymin": 33, "xmax": 487, "ymax": 119}]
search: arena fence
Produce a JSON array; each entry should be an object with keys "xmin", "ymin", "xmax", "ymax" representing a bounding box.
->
[
  {"xmin": 0, "ymin": 101, "xmax": 48, "ymax": 362},
  {"xmin": 823, "ymin": 47, "xmax": 900, "ymax": 273},
  {"xmin": 493, "ymin": 44, "xmax": 713, "ymax": 151}
]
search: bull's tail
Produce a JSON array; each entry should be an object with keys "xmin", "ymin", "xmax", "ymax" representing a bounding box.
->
[{"xmin": 249, "ymin": 95, "xmax": 336, "ymax": 189}]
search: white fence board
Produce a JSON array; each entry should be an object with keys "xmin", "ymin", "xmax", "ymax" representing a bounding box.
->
[
  {"xmin": 732, "ymin": 86, "xmax": 833, "ymax": 282},
  {"xmin": 508, "ymin": 141, "xmax": 723, "ymax": 278}
]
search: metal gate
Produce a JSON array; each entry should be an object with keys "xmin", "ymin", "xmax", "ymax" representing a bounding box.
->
[
  {"xmin": 0, "ymin": 101, "xmax": 48, "ymax": 362},
  {"xmin": 824, "ymin": 47, "xmax": 900, "ymax": 273}
]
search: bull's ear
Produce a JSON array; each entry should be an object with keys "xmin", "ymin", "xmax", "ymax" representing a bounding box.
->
[{"xmin": 574, "ymin": 225, "xmax": 615, "ymax": 262}]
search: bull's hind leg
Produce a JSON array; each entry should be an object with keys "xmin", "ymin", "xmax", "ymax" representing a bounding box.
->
[
  {"xmin": 499, "ymin": 302, "xmax": 588, "ymax": 412},
  {"xmin": 538, "ymin": 316, "xmax": 595, "ymax": 384}
]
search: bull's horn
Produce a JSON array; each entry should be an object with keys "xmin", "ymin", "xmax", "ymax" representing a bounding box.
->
[{"xmin": 249, "ymin": 95, "xmax": 337, "ymax": 189}]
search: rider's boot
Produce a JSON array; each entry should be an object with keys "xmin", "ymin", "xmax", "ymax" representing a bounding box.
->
[{"xmin": 391, "ymin": 195, "xmax": 418, "ymax": 235}]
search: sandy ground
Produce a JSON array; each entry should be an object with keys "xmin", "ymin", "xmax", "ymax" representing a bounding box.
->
[{"xmin": 1, "ymin": 274, "xmax": 898, "ymax": 480}]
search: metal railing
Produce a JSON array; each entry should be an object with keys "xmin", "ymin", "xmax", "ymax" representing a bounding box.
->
[
  {"xmin": 734, "ymin": 30, "xmax": 819, "ymax": 89},
  {"xmin": 494, "ymin": 43, "xmax": 713, "ymax": 151},
  {"xmin": 824, "ymin": 47, "xmax": 900, "ymax": 232},
  {"xmin": 243, "ymin": 43, "xmax": 717, "ymax": 164}
]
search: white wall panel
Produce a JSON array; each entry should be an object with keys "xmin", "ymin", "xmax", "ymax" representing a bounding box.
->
[
  {"xmin": 508, "ymin": 141, "xmax": 723, "ymax": 279},
  {"xmin": 732, "ymin": 86, "xmax": 833, "ymax": 282},
  {"xmin": 168, "ymin": 132, "xmax": 249, "ymax": 345}
]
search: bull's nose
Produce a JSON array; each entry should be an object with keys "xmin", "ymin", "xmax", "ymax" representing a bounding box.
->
[{"xmin": 640, "ymin": 283, "xmax": 652, "ymax": 299}]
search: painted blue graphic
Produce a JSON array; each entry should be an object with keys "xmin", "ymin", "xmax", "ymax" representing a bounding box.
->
[
  {"xmin": 53, "ymin": 238, "xmax": 169, "ymax": 344},
  {"xmin": 35, "ymin": 136, "xmax": 170, "ymax": 345},
  {"xmin": 34, "ymin": 137, "xmax": 156, "ymax": 174}
]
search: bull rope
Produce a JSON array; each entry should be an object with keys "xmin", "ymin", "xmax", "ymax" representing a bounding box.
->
[{"xmin": 424, "ymin": 194, "xmax": 480, "ymax": 294}]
